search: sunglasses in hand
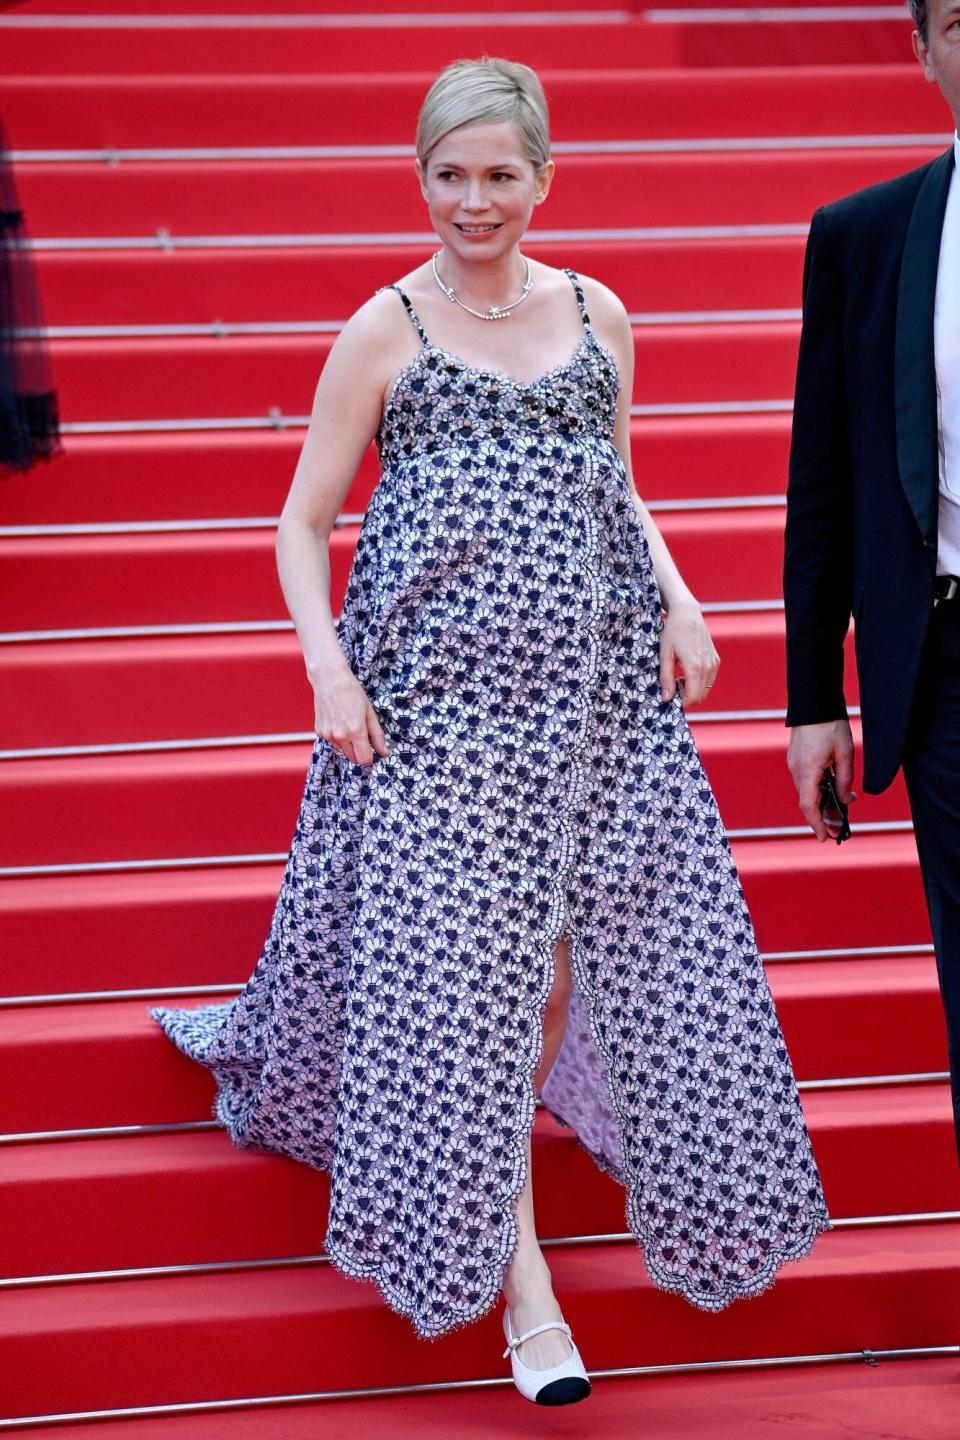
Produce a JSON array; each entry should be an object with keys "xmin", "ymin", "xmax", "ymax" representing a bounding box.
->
[{"xmin": 818, "ymin": 767, "xmax": 852, "ymax": 844}]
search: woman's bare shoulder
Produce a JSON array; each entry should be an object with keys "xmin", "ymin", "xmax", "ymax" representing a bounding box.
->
[
  {"xmin": 571, "ymin": 271, "xmax": 630, "ymax": 329},
  {"xmin": 335, "ymin": 286, "xmax": 411, "ymax": 349},
  {"xmin": 320, "ymin": 284, "xmax": 424, "ymax": 399},
  {"xmin": 568, "ymin": 270, "xmax": 633, "ymax": 396}
]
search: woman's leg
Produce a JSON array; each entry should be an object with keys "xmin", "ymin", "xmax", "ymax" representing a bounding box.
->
[
  {"xmin": 533, "ymin": 932, "xmax": 575, "ymax": 1093},
  {"xmin": 501, "ymin": 935, "xmax": 576, "ymax": 1369}
]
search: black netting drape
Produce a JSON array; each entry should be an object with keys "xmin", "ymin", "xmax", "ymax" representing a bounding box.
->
[{"xmin": 0, "ymin": 114, "xmax": 63, "ymax": 478}]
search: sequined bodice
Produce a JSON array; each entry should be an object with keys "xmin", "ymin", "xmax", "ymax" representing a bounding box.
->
[{"xmin": 374, "ymin": 270, "xmax": 622, "ymax": 472}]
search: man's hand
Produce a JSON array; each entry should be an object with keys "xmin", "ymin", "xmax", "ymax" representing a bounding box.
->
[{"xmin": 787, "ymin": 719, "xmax": 857, "ymax": 842}]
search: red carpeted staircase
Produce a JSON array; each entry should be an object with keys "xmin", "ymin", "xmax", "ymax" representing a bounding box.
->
[{"xmin": 2, "ymin": 1, "xmax": 959, "ymax": 1433}]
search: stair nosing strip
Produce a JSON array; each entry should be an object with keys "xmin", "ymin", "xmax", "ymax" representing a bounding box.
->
[
  {"xmin": 647, "ymin": 5, "xmax": 908, "ymax": 21},
  {"xmin": 0, "ymin": 598, "xmax": 788, "ymax": 645},
  {"xmin": 3, "ymin": 1212, "xmax": 959, "ymax": 1290},
  {"xmin": 0, "ymin": 1121, "xmax": 223, "ymax": 1144},
  {"xmin": 0, "ymin": 494, "xmax": 789, "ymax": 537},
  {"xmin": 0, "ymin": 619, "xmax": 300, "ymax": 643},
  {"xmin": 0, "ymin": 8, "xmax": 633, "ymax": 30},
  {"xmin": 1, "ymin": 702, "xmax": 841, "ymax": 761},
  {"xmin": 0, "ymin": 984, "xmax": 246, "ymax": 1007},
  {"xmin": 27, "ymin": 223, "xmax": 812, "ymax": 251},
  {"xmin": 28, "ymin": 313, "xmax": 802, "ymax": 337},
  {"xmin": 727, "ymin": 819, "xmax": 913, "ymax": 839},
  {"xmin": 0, "ymin": 1073, "xmax": 949, "ymax": 1145},
  {"xmin": 0, "ymin": 1345, "xmax": 956, "ymax": 1431},
  {"xmin": 11, "ymin": 135, "xmax": 952, "ymax": 164},
  {"xmin": 54, "ymin": 403, "xmax": 790, "ymax": 434},
  {"xmin": 0, "ymin": 820, "xmax": 914, "ymax": 878},
  {"xmin": 42, "ymin": 399, "xmax": 794, "ymax": 437},
  {"xmin": 0, "ymin": 731, "xmax": 319, "ymax": 760},
  {"xmin": 0, "ymin": 938, "xmax": 932, "ymax": 1007}
]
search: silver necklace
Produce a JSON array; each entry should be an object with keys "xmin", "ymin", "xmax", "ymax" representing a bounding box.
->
[{"xmin": 431, "ymin": 251, "xmax": 533, "ymax": 321}]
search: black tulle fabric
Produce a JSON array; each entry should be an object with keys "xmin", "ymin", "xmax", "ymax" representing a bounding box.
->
[{"xmin": 0, "ymin": 116, "xmax": 62, "ymax": 478}]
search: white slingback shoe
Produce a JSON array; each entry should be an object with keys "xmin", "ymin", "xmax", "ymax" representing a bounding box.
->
[{"xmin": 502, "ymin": 1305, "xmax": 592, "ymax": 1406}]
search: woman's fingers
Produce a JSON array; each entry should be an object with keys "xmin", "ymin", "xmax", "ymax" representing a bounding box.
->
[
  {"xmin": 659, "ymin": 640, "xmax": 678, "ymax": 701},
  {"xmin": 313, "ymin": 673, "xmax": 391, "ymax": 767},
  {"xmin": 366, "ymin": 704, "xmax": 391, "ymax": 759},
  {"xmin": 680, "ymin": 654, "xmax": 720, "ymax": 704},
  {"xmin": 660, "ymin": 603, "xmax": 720, "ymax": 706},
  {"xmin": 668, "ymin": 648, "xmax": 720, "ymax": 706}
]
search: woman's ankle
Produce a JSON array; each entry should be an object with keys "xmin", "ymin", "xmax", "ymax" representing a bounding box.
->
[{"xmin": 502, "ymin": 1251, "xmax": 554, "ymax": 1309}]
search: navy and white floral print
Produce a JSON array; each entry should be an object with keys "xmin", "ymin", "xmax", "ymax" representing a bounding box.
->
[{"xmin": 150, "ymin": 269, "xmax": 831, "ymax": 1340}]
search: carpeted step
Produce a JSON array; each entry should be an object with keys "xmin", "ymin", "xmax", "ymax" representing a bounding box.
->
[
  {"xmin": 0, "ymin": 418, "xmax": 795, "ymax": 527},
  {"xmin": 0, "ymin": 955, "xmax": 948, "ymax": 1135},
  {"xmin": 0, "ymin": 22, "xmax": 930, "ymax": 80},
  {"xmin": 16, "ymin": 0, "xmax": 619, "ymax": 10},
  {"xmin": 0, "ymin": 506, "xmax": 796, "ymax": 634},
  {"xmin": 0, "ymin": 720, "xmax": 909, "ymax": 870},
  {"xmin": 2, "ymin": 1079, "xmax": 957, "ymax": 1278},
  {"xmin": 0, "ymin": 609, "xmax": 852, "ymax": 750},
  {"xmin": 0, "ymin": 835, "xmax": 930, "ymax": 996},
  {"xmin": 32, "ymin": 238, "xmax": 810, "ymax": 324},
  {"xmin": 1, "ymin": 66, "xmax": 944, "ymax": 149},
  {"xmin": 8, "ymin": 1354, "xmax": 960, "ymax": 1440},
  {"xmin": 0, "ymin": 23, "xmax": 684, "ymax": 83},
  {"xmin": 16, "ymin": 148, "xmax": 943, "ymax": 237},
  {"xmin": 41, "ymin": 325, "xmax": 800, "ymax": 422},
  {"xmin": 15, "ymin": 0, "xmax": 891, "ymax": 11},
  {"xmin": 3, "ymin": 12, "xmax": 952, "ymax": 1434},
  {"xmin": 1, "ymin": 1220, "xmax": 955, "ymax": 1418}
]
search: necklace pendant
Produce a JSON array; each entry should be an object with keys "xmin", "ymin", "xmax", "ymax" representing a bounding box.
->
[{"xmin": 430, "ymin": 251, "xmax": 533, "ymax": 322}]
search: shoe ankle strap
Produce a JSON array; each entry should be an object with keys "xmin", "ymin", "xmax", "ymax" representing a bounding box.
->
[{"xmin": 503, "ymin": 1319, "xmax": 573, "ymax": 1359}]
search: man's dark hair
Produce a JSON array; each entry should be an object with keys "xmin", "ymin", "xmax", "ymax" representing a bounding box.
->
[{"xmin": 907, "ymin": 0, "xmax": 928, "ymax": 44}]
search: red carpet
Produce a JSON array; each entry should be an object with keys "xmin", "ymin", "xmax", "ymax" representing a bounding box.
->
[
  {"xmin": 0, "ymin": 16, "xmax": 929, "ymax": 76},
  {"xmin": 11, "ymin": 1359, "xmax": 960, "ymax": 1440},
  {"xmin": 30, "ymin": 239, "xmax": 810, "ymax": 324},
  {"xmin": 6, "ymin": 69, "xmax": 950, "ymax": 147},
  {"xmin": 1, "ymin": 2, "xmax": 957, "ymax": 1431}
]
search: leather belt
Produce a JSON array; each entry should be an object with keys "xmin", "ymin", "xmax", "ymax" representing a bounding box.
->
[{"xmin": 934, "ymin": 574, "xmax": 960, "ymax": 607}]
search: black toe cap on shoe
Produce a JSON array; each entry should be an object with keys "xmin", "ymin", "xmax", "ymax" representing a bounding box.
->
[{"xmin": 535, "ymin": 1376, "xmax": 592, "ymax": 1406}]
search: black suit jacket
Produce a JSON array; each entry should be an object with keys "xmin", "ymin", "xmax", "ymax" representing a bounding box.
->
[{"xmin": 784, "ymin": 144, "xmax": 956, "ymax": 794}]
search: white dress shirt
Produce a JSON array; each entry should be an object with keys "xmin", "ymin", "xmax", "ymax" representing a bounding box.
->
[{"xmin": 934, "ymin": 132, "xmax": 960, "ymax": 576}]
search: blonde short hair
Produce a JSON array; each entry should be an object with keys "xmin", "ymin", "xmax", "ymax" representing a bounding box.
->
[{"xmin": 415, "ymin": 57, "xmax": 550, "ymax": 175}]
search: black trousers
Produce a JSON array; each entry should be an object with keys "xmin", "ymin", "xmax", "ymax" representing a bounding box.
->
[{"xmin": 901, "ymin": 599, "xmax": 960, "ymax": 1168}]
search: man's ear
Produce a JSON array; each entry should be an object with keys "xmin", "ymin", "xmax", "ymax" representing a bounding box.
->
[{"xmin": 911, "ymin": 27, "xmax": 936, "ymax": 82}]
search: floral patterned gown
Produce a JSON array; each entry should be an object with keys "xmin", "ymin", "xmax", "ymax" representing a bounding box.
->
[{"xmin": 149, "ymin": 268, "xmax": 832, "ymax": 1340}]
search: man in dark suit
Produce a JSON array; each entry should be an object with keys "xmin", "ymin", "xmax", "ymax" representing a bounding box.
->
[{"xmin": 784, "ymin": 0, "xmax": 960, "ymax": 1162}]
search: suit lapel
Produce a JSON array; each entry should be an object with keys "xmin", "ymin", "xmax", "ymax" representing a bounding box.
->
[{"xmin": 895, "ymin": 145, "xmax": 955, "ymax": 549}]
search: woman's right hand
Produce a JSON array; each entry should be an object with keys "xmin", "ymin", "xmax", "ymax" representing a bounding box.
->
[{"xmin": 312, "ymin": 663, "xmax": 391, "ymax": 767}]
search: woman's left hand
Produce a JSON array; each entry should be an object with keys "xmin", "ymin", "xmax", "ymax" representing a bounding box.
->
[{"xmin": 659, "ymin": 596, "xmax": 720, "ymax": 705}]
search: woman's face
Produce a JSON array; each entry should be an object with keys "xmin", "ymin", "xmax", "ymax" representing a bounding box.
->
[{"xmin": 415, "ymin": 120, "xmax": 553, "ymax": 262}]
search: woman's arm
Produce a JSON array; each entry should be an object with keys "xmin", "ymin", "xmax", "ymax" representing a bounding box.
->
[
  {"xmin": 587, "ymin": 280, "xmax": 720, "ymax": 705},
  {"xmin": 275, "ymin": 293, "xmax": 409, "ymax": 763}
]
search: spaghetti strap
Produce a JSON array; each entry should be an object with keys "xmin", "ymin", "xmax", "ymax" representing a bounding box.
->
[
  {"xmin": 562, "ymin": 268, "xmax": 592, "ymax": 330},
  {"xmin": 376, "ymin": 283, "xmax": 430, "ymax": 346}
]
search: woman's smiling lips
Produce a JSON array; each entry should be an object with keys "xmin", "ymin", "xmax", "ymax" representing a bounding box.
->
[{"xmin": 454, "ymin": 222, "xmax": 502, "ymax": 235}]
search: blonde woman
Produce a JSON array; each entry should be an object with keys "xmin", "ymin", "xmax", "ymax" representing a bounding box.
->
[{"xmin": 151, "ymin": 57, "xmax": 831, "ymax": 1406}]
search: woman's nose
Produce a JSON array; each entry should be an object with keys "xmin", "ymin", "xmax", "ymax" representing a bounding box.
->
[{"xmin": 461, "ymin": 182, "xmax": 490, "ymax": 211}]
